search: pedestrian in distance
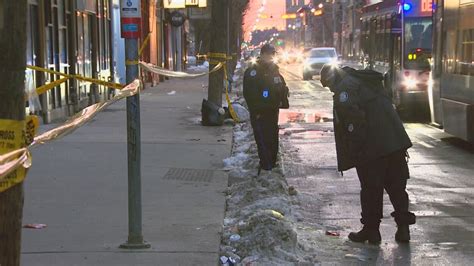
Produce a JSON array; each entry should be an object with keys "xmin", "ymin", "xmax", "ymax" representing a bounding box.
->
[
  {"xmin": 320, "ymin": 64, "xmax": 416, "ymax": 244},
  {"xmin": 243, "ymin": 44, "xmax": 290, "ymax": 175}
]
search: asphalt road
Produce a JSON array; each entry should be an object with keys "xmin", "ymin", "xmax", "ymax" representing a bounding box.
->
[{"xmin": 278, "ymin": 63, "xmax": 474, "ymax": 265}]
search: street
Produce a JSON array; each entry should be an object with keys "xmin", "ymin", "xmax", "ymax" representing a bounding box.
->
[{"xmin": 277, "ymin": 62, "xmax": 474, "ymax": 264}]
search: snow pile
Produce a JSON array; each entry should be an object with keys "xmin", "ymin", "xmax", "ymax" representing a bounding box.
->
[
  {"xmin": 187, "ymin": 61, "xmax": 210, "ymax": 72},
  {"xmin": 231, "ymin": 102, "xmax": 250, "ymax": 122},
  {"xmin": 220, "ymin": 122, "xmax": 315, "ymax": 265}
]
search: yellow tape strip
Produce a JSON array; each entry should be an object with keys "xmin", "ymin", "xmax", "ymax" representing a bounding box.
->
[
  {"xmin": 126, "ymin": 60, "xmax": 139, "ymax": 66},
  {"xmin": 27, "ymin": 65, "xmax": 70, "ymax": 77},
  {"xmin": 139, "ymin": 33, "xmax": 151, "ymax": 57},
  {"xmin": 27, "ymin": 65, "xmax": 124, "ymax": 91},
  {"xmin": 0, "ymin": 80, "xmax": 141, "ymax": 193},
  {"xmin": 74, "ymin": 76, "xmax": 124, "ymax": 90},
  {"xmin": 0, "ymin": 120, "xmax": 28, "ymax": 192},
  {"xmin": 36, "ymin": 77, "xmax": 70, "ymax": 95},
  {"xmin": 223, "ymin": 66, "xmax": 240, "ymax": 123}
]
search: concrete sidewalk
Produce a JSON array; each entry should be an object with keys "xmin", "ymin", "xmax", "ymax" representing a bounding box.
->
[{"xmin": 21, "ymin": 76, "xmax": 232, "ymax": 265}]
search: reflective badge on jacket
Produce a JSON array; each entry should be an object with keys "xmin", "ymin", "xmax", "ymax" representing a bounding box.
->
[
  {"xmin": 274, "ymin": 76, "xmax": 282, "ymax": 84},
  {"xmin": 339, "ymin": 91, "xmax": 349, "ymax": 103},
  {"xmin": 263, "ymin": 89, "xmax": 269, "ymax": 98},
  {"xmin": 347, "ymin": 123, "xmax": 354, "ymax": 132}
]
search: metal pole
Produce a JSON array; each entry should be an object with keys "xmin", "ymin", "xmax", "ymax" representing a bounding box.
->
[{"xmin": 120, "ymin": 34, "xmax": 150, "ymax": 250}]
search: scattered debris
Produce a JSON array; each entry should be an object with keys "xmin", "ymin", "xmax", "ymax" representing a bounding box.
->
[
  {"xmin": 230, "ymin": 234, "xmax": 241, "ymax": 242},
  {"xmin": 288, "ymin": 186, "xmax": 297, "ymax": 196},
  {"xmin": 167, "ymin": 90, "xmax": 176, "ymax": 95},
  {"xmin": 325, "ymin": 231, "xmax": 340, "ymax": 237},
  {"xmin": 23, "ymin": 224, "xmax": 47, "ymax": 229}
]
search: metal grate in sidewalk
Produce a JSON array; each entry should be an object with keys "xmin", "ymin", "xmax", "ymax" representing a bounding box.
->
[{"xmin": 163, "ymin": 168, "xmax": 214, "ymax": 183}]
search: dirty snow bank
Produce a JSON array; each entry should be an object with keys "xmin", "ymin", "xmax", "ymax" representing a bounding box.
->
[{"xmin": 220, "ymin": 122, "xmax": 317, "ymax": 265}]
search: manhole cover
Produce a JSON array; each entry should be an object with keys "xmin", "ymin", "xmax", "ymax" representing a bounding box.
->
[{"xmin": 163, "ymin": 168, "xmax": 214, "ymax": 183}]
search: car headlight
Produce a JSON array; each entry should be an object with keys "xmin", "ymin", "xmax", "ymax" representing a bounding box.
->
[{"xmin": 402, "ymin": 77, "xmax": 417, "ymax": 89}]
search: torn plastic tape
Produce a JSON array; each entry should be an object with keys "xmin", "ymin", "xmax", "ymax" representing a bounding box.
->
[
  {"xmin": 0, "ymin": 80, "xmax": 141, "ymax": 193},
  {"xmin": 139, "ymin": 61, "xmax": 224, "ymax": 78}
]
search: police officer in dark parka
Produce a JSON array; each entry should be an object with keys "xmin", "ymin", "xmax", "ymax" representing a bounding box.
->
[
  {"xmin": 320, "ymin": 64, "xmax": 416, "ymax": 244},
  {"xmin": 243, "ymin": 44, "xmax": 289, "ymax": 174}
]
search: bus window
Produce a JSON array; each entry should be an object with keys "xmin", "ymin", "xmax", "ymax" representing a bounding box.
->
[
  {"xmin": 404, "ymin": 17, "xmax": 432, "ymax": 70},
  {"xmin": 457, "ymin": 28, "xmax": 473, "ymax": 76}
]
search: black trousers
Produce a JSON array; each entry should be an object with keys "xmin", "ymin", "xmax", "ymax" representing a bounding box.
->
[
  {"xmin": 355, "ymin": 150, "xmax": 416, "ymax": 228},
  {"xmin": 250, "ymin": 110, "xmax": 279, "ymax": 170}
]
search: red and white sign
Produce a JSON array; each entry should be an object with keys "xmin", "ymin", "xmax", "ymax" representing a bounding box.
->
[{"xmin": 120, "ymin": 0, "xmax": 141, "ymax": 38}]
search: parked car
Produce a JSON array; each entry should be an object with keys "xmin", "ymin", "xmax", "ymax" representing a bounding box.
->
[{"xmin": 302, "ymin": 47, "xmax": 339, "ymax": 80}]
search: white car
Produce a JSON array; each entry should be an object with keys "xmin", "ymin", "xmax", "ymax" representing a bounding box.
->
[{"xmin": 302, "ymin": 47, "xmax": 339, "ymax": 80}]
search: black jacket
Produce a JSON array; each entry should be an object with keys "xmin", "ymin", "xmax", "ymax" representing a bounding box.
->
[
  {"xmin": 330, "ymin": 67, "xmax": 412, "ymax": 171},
  {"xmin": 243, "ymin": 60, "xmax": 289, "ymax": 114}
]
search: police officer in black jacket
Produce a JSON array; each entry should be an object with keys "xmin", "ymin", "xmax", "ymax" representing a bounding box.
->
[
  {"xmin": 243, "ymin": 44, "xmax": 289, "ymax": 174},
  {"xmin": 320, "ymin": 64, "xmax": 416, "ymax": 244}
]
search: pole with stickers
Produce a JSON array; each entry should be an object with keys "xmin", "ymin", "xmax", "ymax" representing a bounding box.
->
[{"xmin": 119, "ymin": 0, "xmax": 150, "ymax": 249}]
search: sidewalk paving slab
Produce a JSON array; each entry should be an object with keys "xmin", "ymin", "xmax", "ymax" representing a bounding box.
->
[{"xmin": 21, "ymin": 76, "xmax": 232, "ymax": 266}]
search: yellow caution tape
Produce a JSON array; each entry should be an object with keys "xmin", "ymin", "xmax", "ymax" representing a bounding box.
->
[
  {"xmin": 27, "ymin": 65, "xmax": 124, "ymax": 92},
  {"xmin": 24, "ymin": 115, "xmax": 39, "ymax": 146},
  {"xmin": 0, "ymin": 80, "xmax": 141, "ymax": 193},
  {"xmin": 140, "ymin": 59, "xmax": 239, "ymax": 122},
  {"xmin": 36, "ymin": 77, "xmax": 70, "ymax": 95},
  {"xmin": 139, "ymin": 33, "xmax": 151, "ymax": 57},
  {"xmin": 223, "ymin": 66, "xmax": 240, "ymax": 123},
  {"xmin": 125, "ymin": 60, "xmax": 140, "ymax": 66},
  {"xmin": 27, "ymin": 65, "xmax": 67, "ymax": 77},
  {"xmin": 0, "ymin": 119, "xmax": 29, "ymax": 192},
  {"xmin": 74, "ymin": 76, "xmax": 124, "ymax": 90}
]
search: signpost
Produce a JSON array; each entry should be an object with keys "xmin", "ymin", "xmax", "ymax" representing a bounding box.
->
[{"xmin": 119, "ymin": 0, "xmax": 149, "ymax": 250}]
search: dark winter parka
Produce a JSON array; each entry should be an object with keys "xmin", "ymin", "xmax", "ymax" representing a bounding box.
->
[
  {"xmin": 243, "ymin": 60, "xmax": 289, "ymax": 114},
  {"xmin": 327, "ymin": 66, "xmax": 412, "ymax": 171}
]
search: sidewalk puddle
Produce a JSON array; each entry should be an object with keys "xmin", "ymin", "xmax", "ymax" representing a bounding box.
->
[{"xmin": 279, "ymin": 110, "xmax": 332, "ymax": 124}]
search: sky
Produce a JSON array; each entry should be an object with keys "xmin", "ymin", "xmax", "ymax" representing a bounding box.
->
[{"xmin": 243, "ymin": 0, "xmax": 287, "ymax": 41}]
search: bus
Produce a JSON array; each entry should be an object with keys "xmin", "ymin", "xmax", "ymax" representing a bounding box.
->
[
  {"xmin": 431, "ymin": 0, "xmax": 474, "ymax": 143},
  {"xmin": 359, "ymin": 0, "xmax": 433, "ymax": 120}
]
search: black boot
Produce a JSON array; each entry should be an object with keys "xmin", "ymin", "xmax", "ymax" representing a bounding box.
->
[
  {"xmin": 395, "ymin": 225, "xmax": 410, "ymax": 242},
  {"xmin": 348, "ymin": 226, "xmax": 381, "ymax": 244}
]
